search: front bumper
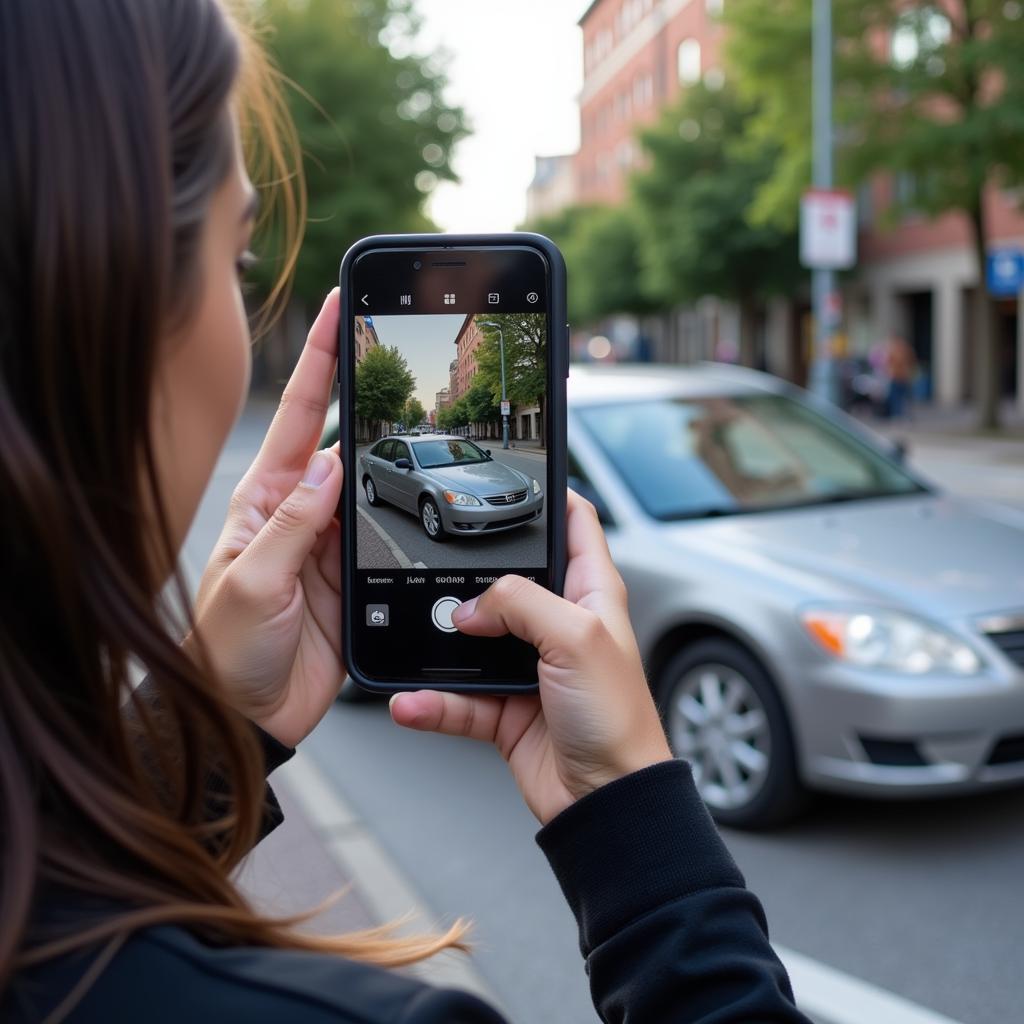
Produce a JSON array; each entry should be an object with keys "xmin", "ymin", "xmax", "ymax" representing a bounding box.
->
[
  {"xmin": 793, "ymin": 661, "xmax": 1024, "ymax": 797},
  {"xmin": 440, "ymin": 492, "xmax": 544, "ymax": 535}
]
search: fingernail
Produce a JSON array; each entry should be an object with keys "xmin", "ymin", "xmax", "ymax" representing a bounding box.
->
[
  {"xmin": 301, "ymin": 450, "xmax": 333, "ymax": 488},
  {"xmin": 388, "ymin": 693, "xmax": 400, "ymax": 712},
  {"xmin": 452, "ymin": 597, "xmax": 478, "ymax": 624}
]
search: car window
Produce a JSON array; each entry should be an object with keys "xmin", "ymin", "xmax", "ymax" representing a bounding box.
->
[
  {"xmin": 413, "ymin": 439, "xmax": 488, "ymax": 469},
  {"xmin": 577, "ymin": 394, "xmax": 925, "ymax": 521},
  {"xmin": 371, "ymin": 440, "xmax": 394, "ymax": 461},
  {"xmin": 393, "ymin": 441, "xmax": 411, "ymax": 463}
]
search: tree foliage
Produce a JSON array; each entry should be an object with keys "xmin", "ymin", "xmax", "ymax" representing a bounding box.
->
[
  {"xmin": 726, "ymin": 0, "xmax": 1024, "ymax": 425},
  {"xmin": 251, "ymin": 0, "xmax": 469, "ymax": 303},
  {"xmin": 632, "ymin": 83, "xmax": 801, "ymax": 308},
  {"xmin": 354, "ymin": 345, "xmax": 415, "ymax": 428},
  {"xmin": 403, "ymin": 397, "xmax": 426, "ymax": 428}
]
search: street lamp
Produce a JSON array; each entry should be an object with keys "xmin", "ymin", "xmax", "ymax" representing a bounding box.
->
[{"xmin": 477, "ymin": 320, "xmax": 509, "ymax": 449}]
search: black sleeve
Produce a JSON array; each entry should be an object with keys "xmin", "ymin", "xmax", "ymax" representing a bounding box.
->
[
  {"xmin": 536, "ymin": 759, "xmax": 812, "ymax": 1024},
  {"xmin": 126, "ymin": 676, "xmax": 295, "ymax": 846}
]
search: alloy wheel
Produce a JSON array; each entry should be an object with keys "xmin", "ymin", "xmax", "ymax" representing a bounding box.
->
[{"xmin": 668, "ymin": 662, "xmax": 772, "ymax": 811}]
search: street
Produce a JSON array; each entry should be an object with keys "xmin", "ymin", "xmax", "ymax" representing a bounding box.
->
[
  {"xmin": 181, "ymin": 401, "xmax": 1024, "ymax": 1024},
  {"xmin": 355, "ymin": 442, "xmax": 548, "ymax": 569}
]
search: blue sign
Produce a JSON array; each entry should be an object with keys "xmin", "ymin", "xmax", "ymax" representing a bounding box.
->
[{"xmin": 986, "ymin": 249, "xmax": 1024, "ymax": 297}]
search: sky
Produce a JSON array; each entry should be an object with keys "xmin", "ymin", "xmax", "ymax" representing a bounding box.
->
[
  {"xmin": 370, "ymin": 313, "xmax": 468, "ymax": 409},
  {"xmin": 410, "ymin": 0, "xmax": 591, "ymax": 232}
]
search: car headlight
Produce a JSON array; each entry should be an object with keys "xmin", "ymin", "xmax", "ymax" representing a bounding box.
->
[
  {"xmin": 800, "ymin": 607, "xmax": 982, "ymax": 675},
  {"xmin": 442, "ymin": 490, "xmax": 482, "ymax": 507},
  {"xmin": 531, "ymin": 478, "xmax": 542, "ymax": 495}
]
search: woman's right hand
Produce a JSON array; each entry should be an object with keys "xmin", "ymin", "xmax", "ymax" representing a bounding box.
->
[{"xmin": 389, "ymin": 490, "xmax": 674, "ymax": 826}]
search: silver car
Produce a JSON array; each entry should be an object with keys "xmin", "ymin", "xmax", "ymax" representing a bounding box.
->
[
  {"xmin": 569, "ymin": 364, "xmax": 1024, "ymax": 827},
  {"xmin": 360, "ymin": 434, "xmax": 543, "ymax": 541}
]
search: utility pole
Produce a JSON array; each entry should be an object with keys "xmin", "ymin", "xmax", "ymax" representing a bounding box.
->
[
  {"xmin": 809, "ymin": 0, "xmax": 838, "ymax": 404},
  {"xmin": 479, "ymin": 321, "xmax": 510, "ymax": 449}
]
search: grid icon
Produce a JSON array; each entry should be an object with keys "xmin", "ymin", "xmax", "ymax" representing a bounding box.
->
[{"xmin": 443, "ymin": 293, "xmax": 455, "ymax": 305}]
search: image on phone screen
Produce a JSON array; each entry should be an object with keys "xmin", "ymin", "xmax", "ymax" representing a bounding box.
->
[{"xmin": 343, "ymin": 242, "xmax": 562, "ymax": 689}]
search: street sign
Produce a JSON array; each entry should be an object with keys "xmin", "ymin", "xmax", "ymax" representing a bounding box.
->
[
  {"xmin": 800, "ymin": 188, "xmax": 856, "ymax": 270},
  {"xmin": 500, "ymin": 400, "xmax": 511, "ymax": 416},
  {"xmin": 986, "ymin": 249, "xmax": 1024, "ymax": 297}
]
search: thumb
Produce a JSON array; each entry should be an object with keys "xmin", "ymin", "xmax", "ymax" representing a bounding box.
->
[{"xmin": 245, "ymin": 449, "xmax": 343, "ymax": 583}]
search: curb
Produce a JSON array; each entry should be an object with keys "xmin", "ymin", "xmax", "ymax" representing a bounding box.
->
[
  {"xmin": 356, "ymin": 505, "xmax": 426, "ymax": 570},
  {"xmin": 273, "ymin": 749, "xmax": 504, "ymax": 1012}
]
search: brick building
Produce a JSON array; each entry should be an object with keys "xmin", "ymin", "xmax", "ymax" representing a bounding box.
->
[
  {"xmin": 573, "ymin": 0, "xmax": 1024, "ymax": 409},
  {"xmin": 451, "ymin": 314, "xmax": 485, "ymax": 400}
]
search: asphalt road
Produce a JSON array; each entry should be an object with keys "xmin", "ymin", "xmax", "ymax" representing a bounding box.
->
[
  {"xmin": 182, "ymin": 399, "xmax": 1024, "ymax": 1024},
  {"xmin": 354, "ymin": 442, "xmax": 548, "ymax": 570}
]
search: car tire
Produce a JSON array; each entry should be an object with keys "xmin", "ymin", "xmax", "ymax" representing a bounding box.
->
[
  {"xmin": 364, "ymin": 475, "xmax": 383, "ymax": 507},
  {"xmin": 655, "ymin": 638, "xmax": 807, "ymax": 829},
  {"xmin": 419, "ymin": 496, "xmax": 448, "ymax": 542}
]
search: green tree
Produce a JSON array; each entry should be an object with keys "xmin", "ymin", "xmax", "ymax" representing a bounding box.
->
[
  {"xmin": 404, "ymin": 397, "xmax": 425, "ymax": 428},
  {"xmin": 463, "ymin": 377, "xmax": 500, "ymax": 434},
  {"xmin": 354, "ymin": 345, "xmax": 415, "ymax": 435},
  {"xmin": 437, "ymin": 398, "xmax": 468, "ymax": 431},
  {"xmin": 727, "ymin": 0, "xmax": 1024, "ymax": 427},
  {"xmin": 473, "ymin": 313, "xmax": 547, "ymax": 447},
  {"xmin": 631, "ymin": 84, "xmax": 802, "ymax": 365},
  {"xmin": 528, "ymin": 204, "xmax": 656, "ymax": 325},
  {"xmin": 252, "ymin": 0, "xmax": 469, "ymax": 303}
]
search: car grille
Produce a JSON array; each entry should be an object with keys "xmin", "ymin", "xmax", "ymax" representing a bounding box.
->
[
  {"xmin": 485, "ymin": 488, "xmax": 528, "ymax": 506},
  {"xmin": 482, "ymin": 511, "xmax": 537, "ymax": 530},
  {"xmin": 985, "ymin": 629, "xmax": 1024, "ymax": 669}
]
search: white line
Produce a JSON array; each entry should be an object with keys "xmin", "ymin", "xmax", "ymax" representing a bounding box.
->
[
  {"xmin": 356, "ymin": 504, "xmax": 416, "ymax": 569},
  {"xmin": 274, "ymin": 750, "xmax": 504, "ymax": 1012},
  {"xmin": 776, "ymin": 945, "xmax": 966, "ymax": 1024}
]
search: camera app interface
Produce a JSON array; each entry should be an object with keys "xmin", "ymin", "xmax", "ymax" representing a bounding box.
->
[{"xmin": 351, "ymin": 256, "xmax": 550, "ymax": 683}]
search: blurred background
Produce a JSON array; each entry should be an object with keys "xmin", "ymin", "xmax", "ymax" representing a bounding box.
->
[{"xmin": 187, "ymin": 3, "xmax": 1024, "ymax": 1024}]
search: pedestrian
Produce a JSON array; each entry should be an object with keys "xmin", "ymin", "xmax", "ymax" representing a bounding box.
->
[
  {"xmin": 885, "ymin": 333, "xmax": 918, "ymax": 420},
  {"xmin": 0, "ymin": 2, "xmax": 810, "ymax": 1022}
]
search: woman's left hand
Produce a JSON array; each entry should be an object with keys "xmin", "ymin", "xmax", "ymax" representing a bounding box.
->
[{"xmin": 188, "ymin": 289, "xmax": 344, "ymax": 749}]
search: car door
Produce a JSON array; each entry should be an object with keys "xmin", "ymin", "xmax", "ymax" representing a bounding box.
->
[
  {"xmin": 389, "ymin": 440, "xmax": 418, "ymax": 511},
  {"xmin": 369, "ymin": 440, "xmax": 396, "ymax": 501}
]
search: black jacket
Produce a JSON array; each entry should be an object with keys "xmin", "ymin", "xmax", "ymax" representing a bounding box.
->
[{"xmin": 5, "ymin": 727, "xmax": 811, "ymax": 1023}]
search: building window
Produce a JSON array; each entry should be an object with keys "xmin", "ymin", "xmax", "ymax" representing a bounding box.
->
[{"xmin": 677, "ymin": 38, "xmax": 702, "ymax": 85}]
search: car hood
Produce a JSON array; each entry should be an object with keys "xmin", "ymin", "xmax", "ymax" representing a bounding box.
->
[
  {"xmin": 424, "ymin": 461, "xmax": 529, "ymax": 493},
  {"xmin": 661, "ymin": 494, "xmax": 1024, "ymax": 621}
]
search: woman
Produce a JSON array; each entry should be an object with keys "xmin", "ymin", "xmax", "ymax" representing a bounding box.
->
[{"xmin": 0, "ymin": 1, "xmax": 811, "ymax": 1021}]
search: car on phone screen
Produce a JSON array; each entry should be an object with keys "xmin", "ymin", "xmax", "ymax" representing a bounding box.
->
[
  {"xmin": 359, "ymin": 433, "xmax": 543, "ymax": 541},
  {"xmin": 567, "ymin": 364, "xmax": 1024, "ymax": 827}
]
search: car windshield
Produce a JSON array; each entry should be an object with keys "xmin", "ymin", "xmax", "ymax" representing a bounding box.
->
[
  {"xmin": 413, "ymin": 438, "xmax": 489, "ymax": 469},
  {"xmin": 578, "ymin": 393, "xmax": 926, "ymax": 521}
]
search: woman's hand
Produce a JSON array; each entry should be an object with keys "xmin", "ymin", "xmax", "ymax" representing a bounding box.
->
[
  {"xmin": 389, "ymin": 491, "xmax": 674, "ymax": 826},
  {"xmin": 187, "ymin": 289, "xmax": 343, "ymax": 749}
]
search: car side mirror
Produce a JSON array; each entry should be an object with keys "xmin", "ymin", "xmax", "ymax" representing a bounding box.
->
[
  {"xmin": 568, "ymin": 475, "xmax": 614, "ymax": 526},
  {"xmin": 890, "ymin": 439, "xmax": 909, "ymax": 463},
  {"xmin": 394, "ymin": 457, "xmax": 412, "ymax": 470},
  {"xmin": 485, "ymin": 448, "xmax": 492, "ymax": 458}
]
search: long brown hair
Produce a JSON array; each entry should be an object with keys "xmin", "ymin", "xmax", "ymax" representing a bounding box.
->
[{"xmin": 0, "ymin": 0, "xmax": 467, "ymax": 1013}]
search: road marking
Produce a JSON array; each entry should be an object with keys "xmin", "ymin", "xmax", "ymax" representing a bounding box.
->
[
  {"xmin": 776, "ymin": 945, "xmax": 966, "ymax": 1024},
  {"xmin": 356, "ymin": 504, "xmax": 417, "ymax": 569},
  {"xmin": 274, "ymin": 749, "xmax": 504, "ymax": 1013}
]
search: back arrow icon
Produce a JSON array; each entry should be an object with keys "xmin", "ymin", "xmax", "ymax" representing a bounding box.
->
[{"xmin": 360, "ymin": 294, "xmax": 369, "ymax": 306}]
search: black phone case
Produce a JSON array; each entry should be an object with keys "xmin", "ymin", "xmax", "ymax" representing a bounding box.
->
[{"xmin": 337, "ymin": 232, "xmax": 568, "ymax": 695}]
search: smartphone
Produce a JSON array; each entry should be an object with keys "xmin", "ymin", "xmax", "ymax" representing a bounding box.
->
[{"xmin": 337, "ymin": 233, "xmax": 568, "ymax": 694}]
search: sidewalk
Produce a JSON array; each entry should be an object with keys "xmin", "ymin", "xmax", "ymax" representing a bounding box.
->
[{"xmin": 236, "ymin": 748, "xmax": 502, "ymax": 1007}]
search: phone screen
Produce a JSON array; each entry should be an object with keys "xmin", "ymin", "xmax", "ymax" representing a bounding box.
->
[{"xmin": 346, "ymin": 245, "xmax": 556, "ymax": 687}]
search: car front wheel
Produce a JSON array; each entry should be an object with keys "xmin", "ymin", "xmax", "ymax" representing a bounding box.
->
[
  {"xmin": 419, "ymin": 496, "xmax": 448, "ymax": 541},
  {"xmin": 655, "ymin": 638, "xmax": 806, "ymax": 829}
]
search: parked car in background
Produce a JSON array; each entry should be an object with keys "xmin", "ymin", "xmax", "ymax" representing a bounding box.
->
[
  {"xmin": 568, "ymin": 364, "xmax": 1024, "ymax": 827},
  {"xmin": 323, "ymin": 367, "xmax": 1024, "ymax": 826},
  {"xmin": 359, "ymin": 434, "xmax": 543, "ymax": 541}
]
